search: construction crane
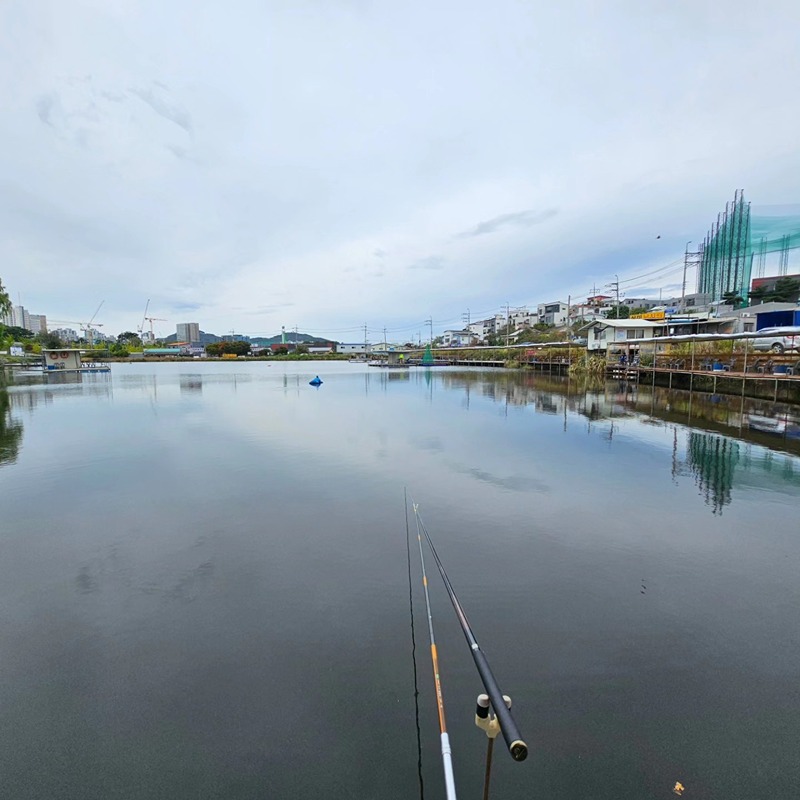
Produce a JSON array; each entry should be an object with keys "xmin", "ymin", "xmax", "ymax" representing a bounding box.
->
[
  {"xmin": 137, "ymin": 299, "xmax": 151, "ymax": 340},
  {"xmin": 144, "ymin": 316, "xmax": 167, "ymax": 342},
  {"xmin": 85, "ymin": 301, "xmax": 104, "ymax": 346},
  {"xmin": 50, "ymin": 300, "xmax": 106, "ymax": 346}
]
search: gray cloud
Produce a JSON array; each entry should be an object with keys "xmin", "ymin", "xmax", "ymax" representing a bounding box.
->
[
  {"xmin": 408, "ymin": 256, "xmax": 445, "ymax": 271},
  {"xmin": 241, "ymin": 303, "xmax": 296, "ymax": 314},
  {"xmin": 35, "ymin": 94, "xmax": 57, "ymax": 126},
  {"xmin": 129, "ymin": 84, "xmax": 192, "ymax": 133},
  {"xmin": 0, "ymin": 181, "xmax": 150, "ymax": 259},
  {"xmin": 457, "ymin": 208, "xmax": 558, "ymax": 239}
]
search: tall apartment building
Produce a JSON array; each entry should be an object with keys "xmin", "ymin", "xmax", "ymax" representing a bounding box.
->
[
  {"xmin": 176, "ymin": 322, "xmax": 200, "ymax": 343},
  {"xmin": 28, "ymin": 314, "xmax": 47, "ymax": 334},
  {"xmin": 2, "ymin": 305, "xmax": 31, "ymax": 330},
  {"xmin": 52, "ymin": 328, "xmax": 79, "ymax": 342}
]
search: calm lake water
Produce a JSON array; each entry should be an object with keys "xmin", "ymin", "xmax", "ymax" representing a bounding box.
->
[{"xmin": 2, "ymin": 362, "xmax": 799, "ymax": 799}]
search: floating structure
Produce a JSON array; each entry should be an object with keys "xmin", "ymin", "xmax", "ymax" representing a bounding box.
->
[
  {"xmin": 309, "ymin": 375, "xmax": 323, "ymax": 386},
  {"xmin": 42, "ymin": 349, "xmax": 110, "ymax": 373}
]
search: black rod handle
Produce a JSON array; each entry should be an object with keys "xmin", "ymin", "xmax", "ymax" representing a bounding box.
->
[{"xmin": 472, "ymin": 648, "xmax": 528, "ymax": 761}]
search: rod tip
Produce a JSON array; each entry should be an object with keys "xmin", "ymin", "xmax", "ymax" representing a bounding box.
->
[{"xmin": 510, "ymin": 740, "xmax": 528, "ymax": 762}]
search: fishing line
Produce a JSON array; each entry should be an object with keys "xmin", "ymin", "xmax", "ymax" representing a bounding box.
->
[
  {"xmin": 413, "ymin": 502, "xmax": 458, "ymax": 800},
  {"xmin": 404, "ymin": 488, "xmax": 425, "ymax": 800}
]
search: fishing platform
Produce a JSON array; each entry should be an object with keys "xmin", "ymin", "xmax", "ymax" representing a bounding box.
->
[{"xmin": 36, "ymin": 349, "xmax": 111, "ymax": 374}]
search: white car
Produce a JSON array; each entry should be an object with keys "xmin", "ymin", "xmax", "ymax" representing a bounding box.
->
[{"xmin": 752, "ymin": 327, "xmax": 800, "ymax": 353}]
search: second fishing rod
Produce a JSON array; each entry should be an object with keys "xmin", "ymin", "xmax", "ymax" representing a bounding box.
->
[{"xmin": 413, "ymin": 505, "xmax": 528, "ymax": 763}]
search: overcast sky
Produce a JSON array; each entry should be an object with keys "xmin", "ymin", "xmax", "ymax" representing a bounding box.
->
[{"xmin": 1, "ymin": 0, "xmax": 799, "ymax": 339}]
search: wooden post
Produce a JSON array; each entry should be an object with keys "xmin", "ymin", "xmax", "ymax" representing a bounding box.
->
[{"xmin": 741, "ymin": 338, "xmax": 748, "ymax": 399}]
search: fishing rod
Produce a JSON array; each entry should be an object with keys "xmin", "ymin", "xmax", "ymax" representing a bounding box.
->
[
  {"xmin": 412, "ymin": 503, "xmax": 458, "ymax": 800},
  {"xmin": 413, "ymin": 505, "xmax": 528, "ymax": 763}
]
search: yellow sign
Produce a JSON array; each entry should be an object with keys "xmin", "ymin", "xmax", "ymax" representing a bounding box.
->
[{"xmin": 631, "ymin": 310, "xmax": 665, "ymax": 320}]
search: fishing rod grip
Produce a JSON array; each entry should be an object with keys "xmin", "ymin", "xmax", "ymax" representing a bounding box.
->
[{"xmin": 472, "ymin": 648, "xmax": 528, "ymax": 762}]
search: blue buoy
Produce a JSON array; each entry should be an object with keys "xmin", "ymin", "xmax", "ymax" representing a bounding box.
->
[{"xmin": 309, "ymin": 375, "xmax": 323, "ymax": 386}]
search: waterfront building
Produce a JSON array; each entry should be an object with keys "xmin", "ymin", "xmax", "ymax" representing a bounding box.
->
[
  {"xmin": 726, "ymin": 302, "xmax": 799, "ymax": 333},
  {"xmin": 583, "ymin": 319, "xmax": 661, "ymax": 352},
  {"xmin": 337, "ymin": 343, "xmax": 373, "ymax": 355}
]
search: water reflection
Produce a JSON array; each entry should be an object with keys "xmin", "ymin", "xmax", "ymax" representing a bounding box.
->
[
  {"xmin": 179, "ymin": 374, "xmax": 203, "ymax": 395},
  {"xmin": 0, "ymin": 388, "xmax": 24, "ymax": 465},
  {"xmin": 426, "ymin": 370, "xmax": 800, "ymax": 514},
  {"xmin": 684, "ymin": 433, "xmax": 740, "ymax": 515}
]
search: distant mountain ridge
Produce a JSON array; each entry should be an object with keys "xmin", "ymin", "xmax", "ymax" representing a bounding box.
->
[
  {"xmin": 162, "ymin": 331, "xmax": 335, "ymax": 345},
  {"xmin": 250, "ymin": 333, "xmax": 335, "ymax": 345},
  {"xmin": 163, "ymin": 331, "xmax": 221, "ymax": 345}
]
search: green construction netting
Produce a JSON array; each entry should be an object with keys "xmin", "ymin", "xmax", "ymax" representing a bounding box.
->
[{"xmin": 750, "ymin": 205, "xmax": 800, "ymax": 252}]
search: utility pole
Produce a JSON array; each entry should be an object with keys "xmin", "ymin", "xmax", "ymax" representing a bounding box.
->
[
  {"xmin": 462, "ymin": 308, "xmax": 471, "ymax": 329},
  {"xmin": 567, "ymin": 294, "xmax": 571, "ymax": 337},
  {"xmin": 505, "ymin": 303, "xmax": 510, "ymax": 348},
  {"xmin": 294, "ymin": 326, "xmax": 298, "ymax": 345},
  {"xmin": 383, "ymin": 326, "xmax": 387, "ymax": 352},
  {"xmin": 363, "ymin": 323, "xmax": 368, "ymax": 357},
  {"xmin": 567, "ymin": 294, "xmax": 572, "ymax": 367},
  {"xmin": 425, "ymin": 317, "xmax": 433, "ymax": 346},
  {"xmin": 606, "ymin": 275, "xmax": 621, "ymax": 316},
  {"xmin": 681, "ymin": 241, "xmax": 692, "ymax": 311}
]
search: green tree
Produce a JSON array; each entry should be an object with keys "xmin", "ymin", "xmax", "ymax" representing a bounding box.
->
[
  {"xmin": 769, "ymin": 277, "xmax": 800, "ymax": 303},
  {"xmin": 748, "ymin": 285, "xmax": 768, "ymax": 305},
  {"xmin": 117, "ymin": 331, "xmax": 142, "ymax": 347},
  {"xmin": 207, "ymin": 340, "xmax": 251, "ymax": 357},
  {"xmin": 109, "ymin": 342, "xmax": 130, "ymax": 357},
  {"xmin": 0, "ymin": 277, "xmax": 10, "ymax": 320},
  {"xmin": 37, "ymin": 331, "xmax": 64, "ymax": 349},
  {"xmin": 4, "ymin": 326, "xmax": 33, "ymax": 339},
  {"xmin": 605, "ymin": 305, "xmax": 630, "ymax": 319},
  {"xmin": 721, "ymin": 291, "xmax": 744, "ymax": 308}
]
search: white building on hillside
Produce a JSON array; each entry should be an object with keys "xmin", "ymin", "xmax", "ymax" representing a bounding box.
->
[
  {"xmin": 537, "ymin": 302, "xmax": 569, "ymax": 327},
  {"xmin": 508, "ymin": 307, "xmax": 538, "ymax": 329},
  {"xmin": 442, "ymin": 329, "xmax": 473, "ymax": 346},
  {"xmin": 468, "ymin": 314, "xmax": 506, "ymax": 342}
]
